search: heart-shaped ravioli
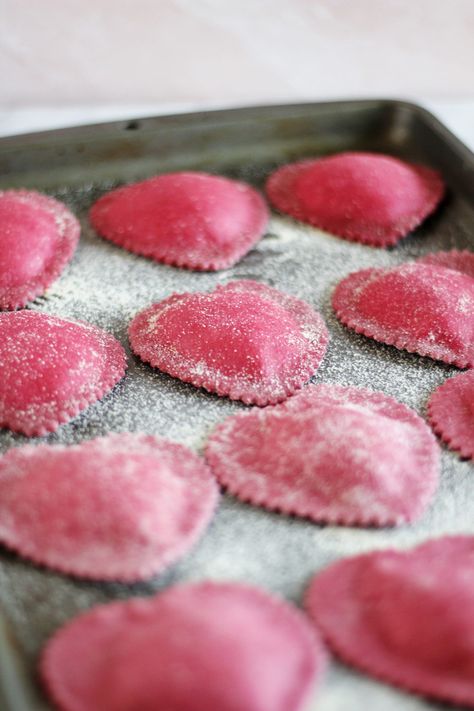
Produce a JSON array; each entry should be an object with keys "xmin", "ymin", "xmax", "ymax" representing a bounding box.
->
[
  {"xmin": 333, "ymin": 250, "xmax": 474, "ymax": 367},
  {"xmin": 205, "ymin": 384, "xmax": 439, "ymax": 526},
  {"xmin": 0, "ymin": 310, "xmax": 126, "ymax": 435},
  {"xmin": 0, "ymin": 433, "xmax": 218, "ymax": 581},
  {"xmin": 0, "ymin": 190, "xmax": 80, "ymax": 309},
  {"xmin": 128, "ymin": 280, "xmax": 329, "ymax": 405},
  {"xmin": 41, "ymin": 581, "xmax": 325, "ymax": 711},
  {"xmin": 266, "ymin": 152, "xmax": 444, "ymax": 246},
  {"xmin": 305, "ymin": 536, "xmax": 474, "ymax": 706},
  {"xmin": 90, "ymin": 172, "xmax": 269, "ymax": 271},
  {"xmin": 428, "ymin": 370, "xmax": 474, "ymax": 459}
]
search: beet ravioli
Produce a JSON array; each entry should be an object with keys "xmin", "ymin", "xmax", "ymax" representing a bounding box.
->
[
  {"xmin": 0, "ymin": 189, "xmax": 79, "ymax": 309},
  {"xmin": 128, "ymin": 280, "xmax": 329, "ymax": 405},
  {"xmin": 206, "ymin": 384, "xmax": 439, "ymax": 526},
  {"xmin": 333, "ymin": 250, "xmax": 474, "ymax": 368},
  {"xmin": 428, "ymin": 370, "xmax": 474, "ymax": 460},
  {"xmin": 266, "ymin": 152, "xmax": 444, "ymax": 247},
  {"xmin": 90, "ymin": 172, "xmax": 269, "ymax": 271},
  {"xmin": 0, "ymin": 311, "xmax": 126, "ymax": 435},
  {"xmin": 0, "ymin": 434, "xmax": 218, "ymax": 581},
  {"xmin": 41, "ymin": 582, "xmax": 326, "ymax": 711},
  {"xmin": 305, "ymin": 536, "xmax": 474, "ymax": 707}
]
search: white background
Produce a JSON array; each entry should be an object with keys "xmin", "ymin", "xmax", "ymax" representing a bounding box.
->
[
  {"xmin": 0, "ymin": 2, "xmax": 473, "ymax": 144},
  {"xmin": 2, "ymin": 0, "xmax": 474, "ymax": 105}
]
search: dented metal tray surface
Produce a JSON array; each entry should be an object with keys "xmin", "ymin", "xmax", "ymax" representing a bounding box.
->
[{"xmin": 0, "ymin": 100, "xmax": 473, "ymax": 711}]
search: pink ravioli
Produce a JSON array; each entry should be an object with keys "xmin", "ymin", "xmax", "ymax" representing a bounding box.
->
[
  {"xmin": 0, "ymin": 310, "xmax": 126, "ymax": 436},
  {"xmin": 428, "ymin": 370, "xmax": 474, "ymax": 459},
  {"xmin": 128, "ymin": 280, "xmax": 329, "ymax": 405},
  {"xmin": 0, "ymin": 190, "xmax": 80, "ymax": 309},
  {"xmin": 266, "ymin": 152, "xmax": 444, "ymax": 246},
  {"xmin": 333, "ymin": 250, "xmax": 474, "ymax": 367},
  {"xmin": 41, "ymin": 581, "xmax": 325, "ymax": 711},
  {"xmin": 305, "ymin": 536, "xmax": 474, "ymax": 706},
  {"xmin": 0, "ymin": 433, "xmax": 218, "ymax": 581},
  {"xmin": 89, "ymin": 171, "xmax": 269, "ymax": 271},
  {"xmin": 205, "ymin": 384, "xmax": 439, "ymax": 526}
]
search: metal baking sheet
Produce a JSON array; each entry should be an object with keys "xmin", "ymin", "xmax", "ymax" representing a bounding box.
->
[{"xmin": 0, "ymin": 100, "xmax": 473, "ymax": 711}]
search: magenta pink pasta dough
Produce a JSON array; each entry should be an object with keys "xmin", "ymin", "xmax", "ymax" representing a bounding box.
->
[
  {"xmin": 0, "ymin": 311, "xmax": 126, "ymax": 435},
  {"xmin": 206, "ymin": 384, "xmax": 439, "ymax": 526},
  {"xmin": 333, "ymin": 251, "xmax": 474, "ymax": 367},
  {"xmin": 90, "ymin": 172, "xmax": 269, "ymax": 271},
  {"xmin": 266, "ymin": 152, "xmax": 444, "ymax": 246},
  {"xmin": 305, "ymin": 536, "xmax": 474, "ymax": 706},
  {"xmin": 428, "ymin": 370, "xmax": 474, "ymax": 459},
  {"xmin": 0, "ymin": 433, "xmax": 218, "ymax": 581},
  {"xmin": 128, "ymin": 280, "xmax": 329, "ymax": 405},
  {"xmin": 41, "ymin": 582, "xmax": 326, "ymax": 711},
  {"xmin": 0, "ymin": 190, "xmax": 79, "ymax": 309}
]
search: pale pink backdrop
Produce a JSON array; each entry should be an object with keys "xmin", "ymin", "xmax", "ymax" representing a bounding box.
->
[{"xmin": 2, "ymin": 0, "xmax": 474, "ymax": 107}]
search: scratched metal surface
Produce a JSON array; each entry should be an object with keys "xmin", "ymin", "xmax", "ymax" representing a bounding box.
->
[{"xmin": 0, "ymin": 101, "xmax": 473, "ymax": 711}]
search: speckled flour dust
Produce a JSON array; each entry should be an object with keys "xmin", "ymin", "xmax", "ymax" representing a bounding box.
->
[{"xmin": 0, "ymin": 164, "xmax": 473, "ymax": 711}]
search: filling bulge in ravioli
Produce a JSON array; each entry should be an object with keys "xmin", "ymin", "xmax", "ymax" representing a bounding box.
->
[
  {"xmin": 305, "ymin": 536, "xmax": 474, "ymax": 706},
  {"xmin": 41, "ymin": 582, "xmax": 326, "ymax": 711},
  {"xmin": 428, "ymin": 369, "xmax": 474, "ymax": 459},
  {"xmin": 0, "ymin": 310, "xmax": 126, "ymax": 435},
  {"xmin": 359, "ymin": 552, "xmax": 474, "ymax": 673},
  {"xmin": 89, "ymin": 171, "xmax": 269, "ymax": 271},
  {"xmin": 0, "ymin": 433, "xmax": 218, "ymax": 581},
  {"xmin": 0, "ymin": 190, "xmax": 80, "ymax": 309},
  {"xmin": 266, "ymin": 152, "xmax": 444, "ymax": 246},
  {"xmin": 205, "ymin": 384, "xmax": 439, "ymax": 526},
  {"xmin": 128, "ymin": 280, "xmax": 329, "ymax": 405},
  {"xmin": 333, "ymin": 251, "xmax": 474, "ymax": 368}
]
